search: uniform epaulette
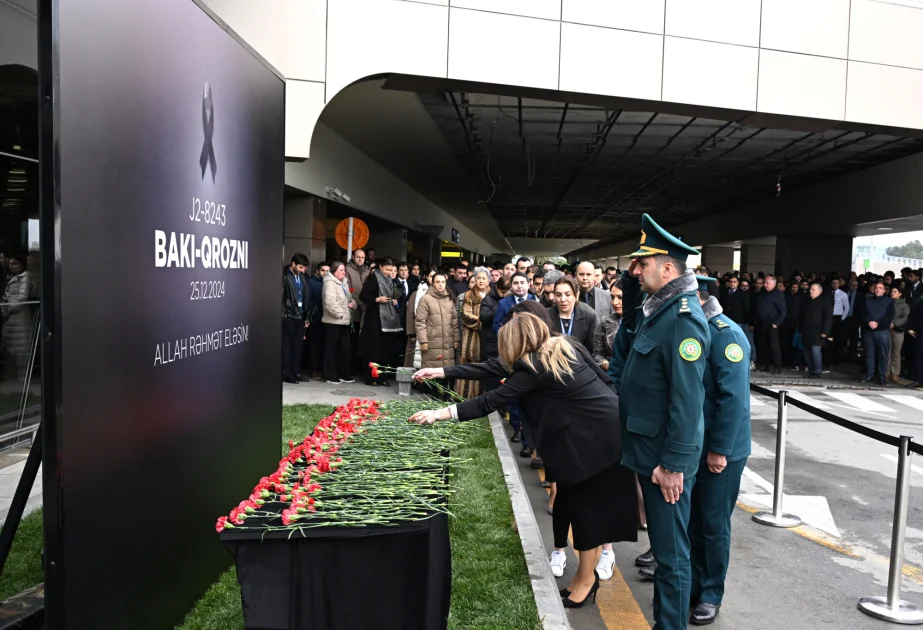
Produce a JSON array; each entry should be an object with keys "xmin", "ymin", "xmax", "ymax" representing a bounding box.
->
[
  {"xmin": 678, "ymin": 297, "xmax": 692, "ymax": 315},
  {"xmin": 715, "ymin": 319, "xmax": 729, "ymax": 329}
]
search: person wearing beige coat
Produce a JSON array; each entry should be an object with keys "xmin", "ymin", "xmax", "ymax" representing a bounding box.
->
[
  {"xmin": 415, "ymin": 273, "xmax": 460, "ymax": 371},
  {"xmin": 321, "ymin": 262, "xmax": 357, "ymax": 383}
]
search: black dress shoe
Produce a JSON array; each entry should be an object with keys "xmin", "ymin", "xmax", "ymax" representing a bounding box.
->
[
  {"xmin": 283, "ymin": 377, "xmax": 298, "ymax": 384},
  {"xmin": 880, "ymin": 378, "xmax": 888, "ymax": 387},
  {"xmin": 531, "ymin": 457, "xmax": 544, "ymax": 469},
  {"xmin": 519, "ymin": 446, "xmax": 533, "ymax": 458},
  {"xmin": 635, "ymin": 549, "xmax": 655, "ymax": 567},
  {"xmin": 511, "ymin": 429, "xmax": 522, "ymax": 443},
  {"xmin": 690, "ymin": 602, "xmax": 720, "ymax": 625},
  {"xmin": 859, "ymin": 376, "xmax": 873, "ymax": 383},
  {"xmin": 638, "ymin": 564, "xmax": 655, "ymax": 580}
]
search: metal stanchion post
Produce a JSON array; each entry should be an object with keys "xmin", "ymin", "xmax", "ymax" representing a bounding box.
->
[
  {"xmin": 859, "ymin": 435, "xmax": 923, "ymax": 624},
  {"xmin": 753, "ymin": 390, "xmax": 802, "ymax": 528}
]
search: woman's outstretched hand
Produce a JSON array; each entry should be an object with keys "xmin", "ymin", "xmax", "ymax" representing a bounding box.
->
[
  {"xmin": 409, "ymin": 409, "xmax": 439, "ymax": 425},
  {"xmin": 413, "ymin": 368, "xmax": 445, "ymax": 381}
]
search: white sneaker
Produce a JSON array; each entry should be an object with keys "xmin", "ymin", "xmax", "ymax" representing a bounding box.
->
[
  {"xmin": 549, "ymin": 550, "xmax": 567, "ymax": 577},
  {"xmin": 596, "ymin": 550, "xmax": 615, "ymax": 581},
  {"xmin": 340, "ymin": 378, "xmax": 355, "ymax": 383}
]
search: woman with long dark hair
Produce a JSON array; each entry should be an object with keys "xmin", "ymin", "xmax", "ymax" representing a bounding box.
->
[
  {"xmin": 410, "ymin": 313, "xmax": 637, "ymax": 608},
  {"xmin": 547, "ymin": 277, "xmax": 597, "ymax": 351},
  {"xmin": 456, "ymin": 267, "xmax": 490, "ymax": 399}
]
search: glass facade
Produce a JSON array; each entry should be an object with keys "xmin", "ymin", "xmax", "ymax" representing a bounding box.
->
[{"xmin": 0, "ymin": 0, "xmax": 41, "ymax": 444}]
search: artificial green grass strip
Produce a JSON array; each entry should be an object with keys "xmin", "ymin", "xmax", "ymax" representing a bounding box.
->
[{"xmin": 0, "ymin": 509, "xmax": 44, "ymax": 601}]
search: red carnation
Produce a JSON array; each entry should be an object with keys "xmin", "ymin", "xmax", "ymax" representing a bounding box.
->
[
  {"xmin": 500, "ymin": 378, "xmax": 506, "ymax": 384},
  {"xmin": 371, "ymin": 366, "xmax": 380, "ymax": 378},
  {"xmin": 436, "ymin": 355, "xmax": 443, "ymax": 360},
  {"xmin": 216, "ymin": 516, "xmax": 229, "ymax": 532}
]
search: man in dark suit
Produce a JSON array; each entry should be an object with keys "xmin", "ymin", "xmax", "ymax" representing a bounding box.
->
[
  {"xmin": 721, "ymin": 276, "xmax": 750, "ymax": 349},
  {"xmin": 908, "ymin": 269, "xmax": 923, "ymax": 307},
  {"xmin": 905, "ymin": 270, "xmax": 923, "ymax": 381}
]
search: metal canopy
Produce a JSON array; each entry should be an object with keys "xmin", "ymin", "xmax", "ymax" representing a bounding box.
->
[{"xmin": 419, "ymin": 92, "xmax": 923, "ymax": 254}]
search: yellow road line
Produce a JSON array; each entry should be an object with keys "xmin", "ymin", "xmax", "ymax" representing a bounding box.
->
[
  {"xmin": 737, "ymin": 500, "xmax": 923, "ymax": 586},
  {"xmin": 536, "ymin": 466, "xmax": 650, "ymax": 629}
]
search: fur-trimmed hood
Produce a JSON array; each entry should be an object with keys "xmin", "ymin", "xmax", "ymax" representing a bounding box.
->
[
  {"xmin": 642, "ymin": 271, "xmax": 699, "ymax": 318},
  {"xmin": 701, "ymin": 295, "xmax": 723, "ymax": 320}
]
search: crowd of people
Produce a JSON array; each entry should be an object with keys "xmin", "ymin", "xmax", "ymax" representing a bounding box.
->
[
  {"xmin": 406, "ymin": 214, "xmax": 749, "ymax": 628},
  {"xmin": 280, "ymin": 231, "xmax": 923, "ymax": 628},
  {"xmin": 705, "ymin": 265, "xmax": 923, "ymax": 386}
]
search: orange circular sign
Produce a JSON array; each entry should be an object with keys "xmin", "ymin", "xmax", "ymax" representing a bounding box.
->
[{"xmin": 335, "ymin": 218, "xmax": 369, "ymax": 251}]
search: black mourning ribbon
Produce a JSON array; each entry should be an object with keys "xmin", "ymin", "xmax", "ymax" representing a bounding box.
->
[{"xmin": 200, "ymin": 83, "xmax": 217, "ymax": 182}]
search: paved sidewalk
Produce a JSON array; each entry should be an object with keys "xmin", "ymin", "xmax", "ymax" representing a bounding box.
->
[
  {"xmin": 500, "ymin": 411, "xmax": 923, "ymax": 630},
  {"xmin": 0, "ymin": 445, "xmax": 41, "ymax": 526},
  {"xmin": 283, "ymin": 378, "xmax": 403, "ymax": 407}
]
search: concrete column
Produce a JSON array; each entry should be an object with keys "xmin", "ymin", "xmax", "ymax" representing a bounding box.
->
[
  {"xmin": 701, "ymin": 246, "xmax": 735, "ymax": 273},
  {"xmin": 283, "ymin": 195, "xmax": 327, "ymax": 267},
  {"xmin": 740, "ymin": 244, "xmax": 775, "ymax": 275},
  {"xmin": 369, "ymin": 226, "xmax": 408, "ymax": 261},
  {"xmin": 774, "ymin": 235, "xmax": 853, "ymax": 279}
]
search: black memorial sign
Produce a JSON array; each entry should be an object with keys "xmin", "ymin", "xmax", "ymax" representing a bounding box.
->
[{"xmin": 41, "ymin": 0, "xmax": 284, "ymax": 627}]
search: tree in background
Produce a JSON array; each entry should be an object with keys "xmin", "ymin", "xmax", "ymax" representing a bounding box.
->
[{"xmin": 886, "ymin": 240, "xmax": 923, "ymax": 260}]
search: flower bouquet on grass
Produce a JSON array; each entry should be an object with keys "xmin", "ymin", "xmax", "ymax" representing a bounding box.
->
[{"xmin": 217, "ymin": 396, "xmax": 473, "ymax": 538}]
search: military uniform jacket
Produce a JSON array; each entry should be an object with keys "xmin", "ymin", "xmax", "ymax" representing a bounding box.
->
[
  {"xmin": 702, "ymin": 308, "xmax": 752, "ymax": 465},
  {"xmin": 612, "ymin": 272, "xmax": 709, "ymax": 477}
]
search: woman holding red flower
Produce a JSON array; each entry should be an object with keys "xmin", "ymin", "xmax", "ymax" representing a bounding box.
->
[
  {"xmin": 358, "ymin": 258, "xmax": 404, "ymax": 386},
  {"xmin": 415, "ymin": 272, "xmax": 460, "ymax": 398},
  {"xmin": 410, "ymin": 312, "xmax": 636, "ymax": 609}
]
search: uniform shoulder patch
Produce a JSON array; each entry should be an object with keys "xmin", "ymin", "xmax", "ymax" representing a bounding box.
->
[
  {"xmin": 725, "ymin": 343, "xmax": 744, "ymax": 363},
  {"xmin": 678, "ymin": 297, "xmax": 692, "ymax": 315},
  {"xmin": 679, "ymin": 338, "xmax": 702, "ymax": 361},
  {"xmin": 716, "ymin": 319, "xmax": 729, "ymax": 329}
]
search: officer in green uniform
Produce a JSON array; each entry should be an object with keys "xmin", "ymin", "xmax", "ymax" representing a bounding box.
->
[
  {"xmin": 687, "ymin": 275, "xmax": 751, "ymax": 625},
  {"xmin": 609, "ymin": 214, "xmax": 709, "ymax": 630}
]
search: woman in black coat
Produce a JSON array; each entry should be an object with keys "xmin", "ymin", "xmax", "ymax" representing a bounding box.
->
[
  {"xmin": 410, "ymin": 312, "xmax": 637, "ymax": 608},
  {"xmin": 799, "ymin": 282, "xmax": 833, "ymax": 378},
  {"xmin": 358, "ymin": 258, "xmax": 404, "ymax": 385},
  {"xmin": 547, "ymin": 276, "xmax": 597, "ymax": 352}
]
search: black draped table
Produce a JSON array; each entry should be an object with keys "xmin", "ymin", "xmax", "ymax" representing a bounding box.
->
[{"xmin": 220, "ymin": 513, "xmax": 451, "ymax": 630}]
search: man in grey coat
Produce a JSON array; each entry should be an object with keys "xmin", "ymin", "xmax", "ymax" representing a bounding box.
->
[{"xmin": 576, "ymin": 261, "xmax": 613, "ymax": 321}]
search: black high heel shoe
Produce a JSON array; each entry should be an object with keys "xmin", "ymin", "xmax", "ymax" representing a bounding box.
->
[
  {"xmin": 559, "ymin": 587, "xmax": 571, "ymax": 597},
  {"xmin": 562, "ymin": 572, "xmax": 600, "ymax": 608}
]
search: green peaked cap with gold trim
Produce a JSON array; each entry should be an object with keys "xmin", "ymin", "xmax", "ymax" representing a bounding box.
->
[
  {"xmin": 630, "ymin": 213, "xmax": 701, "ymax": 262},
  {"xmin": 696, "ymin": 275, "xmax": 716, "ymax": 293}
]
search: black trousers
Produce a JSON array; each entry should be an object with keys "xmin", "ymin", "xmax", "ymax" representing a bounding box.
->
[
  {"xmin": 324, "ymin": 323, "xmax": 352, "ymax": 382},
  {"xmin": 780, "ymin": 321, "xmax": 798, "ymax": 367},
  {"xmin": 756, "ymin": 325, "xmax": 781, "ymax": 370},
  {"xmin": 282, "ymin": 318, "xmax": 304, "ymax": 381},
  {"xmin": 904, "ymin": 334, "xmax": 919, "ymax": 380},
  {"xmin": 307, "ymin": 320, "xmax": 325, "ymax": 373},
  {"xmin": 350, "ymin": 326, "xmax": 362, "ymax": 375},
  {"xmin": 831, "ymin": 317, "xmax": 847, "ymax": 365}
]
